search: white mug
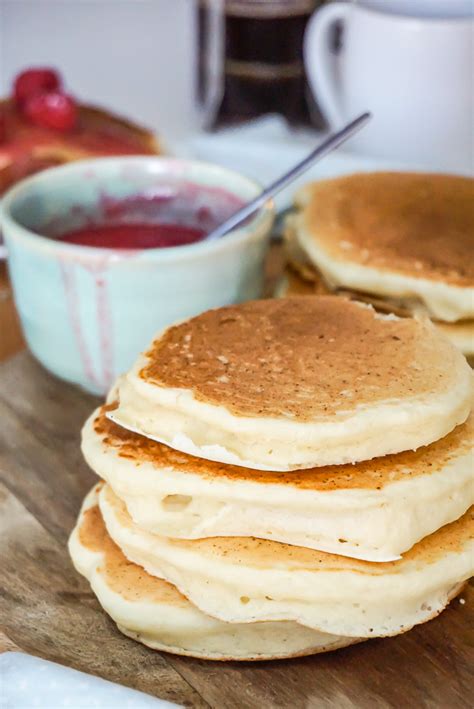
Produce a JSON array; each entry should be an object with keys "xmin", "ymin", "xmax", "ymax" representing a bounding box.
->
[{"xmin": 304, "ymin": 1, "xmax": 474, "ymax": 171}]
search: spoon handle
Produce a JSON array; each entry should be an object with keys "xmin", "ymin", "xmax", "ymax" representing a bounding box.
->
[{"xmin": 207, "ymin": 111, "xmax": 371, "ymax": 241}]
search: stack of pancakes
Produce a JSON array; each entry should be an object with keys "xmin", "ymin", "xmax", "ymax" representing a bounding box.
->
[
  {"xmin": 278, "ymin": 173, "xmax": 474, "ymax": 360},
  {"xmin": 69, "ymin": 297, "xmax": 474, "ymax": 661}
]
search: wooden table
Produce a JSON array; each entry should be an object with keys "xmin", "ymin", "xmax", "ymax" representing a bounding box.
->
[
  {"xmin": 0, "ymin": 254, "xmax": 473, "ymax": 708},
  {"xmin": 1, "ymin": 362, "xmax": 473, "ymax": 708},
  {"xmin": 0, "ymin": 263, "xmax": 24, "ymax": 362}
]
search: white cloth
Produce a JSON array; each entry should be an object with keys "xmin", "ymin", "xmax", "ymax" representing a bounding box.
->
[{"xmin": 0, "ymin": 652, "xmax": 181, "ymax": 709}]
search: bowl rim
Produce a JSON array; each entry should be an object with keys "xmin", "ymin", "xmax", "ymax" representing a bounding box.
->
[{"xmin": 0, "ymin": 155, "xmax": 275, "ymax": 262}]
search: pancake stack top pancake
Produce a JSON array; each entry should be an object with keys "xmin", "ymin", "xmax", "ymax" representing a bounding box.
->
[
  {"xmin": 280, "ymin": 172, "xmax": 474, "ymax": 359},
  {"xmin": 69, "ymin": 297, "xmax": 474, "ymax": 661}
]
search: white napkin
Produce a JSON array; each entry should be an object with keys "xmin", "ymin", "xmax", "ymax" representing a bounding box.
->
[{"xmin": 0, "ymin": 652, "xmax": 181, "ymax": 709}]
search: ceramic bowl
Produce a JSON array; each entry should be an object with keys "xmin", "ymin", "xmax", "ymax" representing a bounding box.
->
[{"xmin": 1, "ymin": 156, "xmax": 274, "ymax": 393}]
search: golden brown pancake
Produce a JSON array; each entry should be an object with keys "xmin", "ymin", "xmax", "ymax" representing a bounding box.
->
[
  {"xmin": 96, "ymin": 404, "xmax": 473, "ymax": 493},
  {"xmin": 139, "ymin": 297, "xmax": 464, "ymax": 421},
  {"xmin": 283, "ymin": 217, "xmax": 323, "ymax": 284},
  {"xmin": 110, "ymin": 296, "xmax": 471, "ymax": 470},
  {"xmin": 296, "ymin": 172, "xmax": 474, "ymax": 287},
  {"xmin": 69, "ymin": 484, "xmax": 359, "ymax": 660},
  {"xmin": 78, "ymin": 500, "xmax": 188, "ymax": 607},
  {"xmin": 83, "ymin": 404, "xmax": 474, "ymax": 560},
  {"xmin": 278, "ymin": 264, "xmax": 329, "ymax": 297},
  {"xmin": 283, "ymin": 222, "xmax": 415, "ymax": 312},
  {"xmin": 100, "ymin": 483, "xmax": 473, "ymax": 637}
]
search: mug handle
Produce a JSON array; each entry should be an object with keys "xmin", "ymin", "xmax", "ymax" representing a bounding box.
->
[
  {"xmin": 304, "ymin": 2, "xmax": 350, "ymax": 128},
  {"xmin": 198, "ymin": 0, "xmax": 225, "ymax": 130}
]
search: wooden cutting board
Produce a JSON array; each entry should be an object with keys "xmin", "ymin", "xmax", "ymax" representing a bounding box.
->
[{"xmin": 0, "ymin": 351, "xmax": 472, "ymax": 708}]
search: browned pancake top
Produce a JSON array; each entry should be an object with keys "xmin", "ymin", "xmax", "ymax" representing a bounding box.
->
[
  {"xmin": 79, "ymin": 494, "xmax": 186, "ymax": 605},
  {"xmin": 97, "ymin": 406, "xmax": 472, "ymax": 491},
  {"xmin": 298, "ymin": 172, "xmax": 474, "ymax": 287},
  {"xmin": 139, "ymin": 297, "xmax": 458, "ymax": 421},
  {"xmin": 106, "ymin": 486, "xmax": 474, "ymax": 573}
]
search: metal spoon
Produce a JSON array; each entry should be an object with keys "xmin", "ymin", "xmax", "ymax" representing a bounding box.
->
[{"xmin": 206, "ymin": 111, "xmax": 371, "ymax": 241}]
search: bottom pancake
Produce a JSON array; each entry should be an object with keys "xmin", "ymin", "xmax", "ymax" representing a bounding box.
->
[
  {"xmin": 99, "ymin": 483, "xmax": 472, "ymax": 639},
  {"xmin": 69, "ymin": 485, "xmax": 359, "ymax": 661}
]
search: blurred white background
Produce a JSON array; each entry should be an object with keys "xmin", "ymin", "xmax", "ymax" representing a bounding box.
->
[
  {"xmin": 0, "ymin": 0, "xmax": 197, "ymax": 136},
  {"xmin": 0, "ymin": 0, "xmax": 470, "ymax": 171}
]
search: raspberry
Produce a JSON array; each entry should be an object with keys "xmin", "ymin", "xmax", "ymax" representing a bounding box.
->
[
  {"xmin": 14, "ymin": 68, "xmax": 61, "ymax": 108},
  {"xmin": 24, "ymin": 91, "xmax": 77, "ymax": 132}
]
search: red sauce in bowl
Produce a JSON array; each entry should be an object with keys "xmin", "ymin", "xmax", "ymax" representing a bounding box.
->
[{"xmin": 59, "ymin": 222, "xmax": 207, "ymax": 249}]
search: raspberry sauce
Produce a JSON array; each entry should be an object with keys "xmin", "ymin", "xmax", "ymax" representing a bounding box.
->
[{"xmin": 59, "ymin": 222, "xmax": 207, "ymax": 249}]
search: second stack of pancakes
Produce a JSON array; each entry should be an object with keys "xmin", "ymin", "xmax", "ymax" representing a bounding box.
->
[
  {"xmin": 70, "ymin": 296, "xmax": 474, "ymax": 661},
  {"xmin": 279, "ymin": 172, "xmax": 474, "ymax": 360}
]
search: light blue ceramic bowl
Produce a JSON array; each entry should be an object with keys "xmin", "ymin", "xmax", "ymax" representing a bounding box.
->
[{"xmin": 1, "ymin": 156, "xmax": 274, "ymax": 394}]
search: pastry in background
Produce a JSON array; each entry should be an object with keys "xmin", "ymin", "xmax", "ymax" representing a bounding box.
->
[
  {"xmin": 0, "ymin": 67, "xmax": 160, "ymax": 196},
  {"xmin": 279, "ymin": 173, "xmax": 474, "ymax": 360}
]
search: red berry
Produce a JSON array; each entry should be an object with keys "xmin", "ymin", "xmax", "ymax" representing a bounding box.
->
[
  {"xmin": 24, "ymin": 91, "xmax": 77, "ymax": 132},
  {"xmin": 14, "ymin": 68, "xmax": 61, "ymax": 108}
]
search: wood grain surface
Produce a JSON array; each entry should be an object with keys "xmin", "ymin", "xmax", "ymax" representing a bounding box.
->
[
  {"xmin": 0, "ymin": 352, "xmax": 472, "ymax": 708},
  {"xmin": 0, "ymin": 263, "xmax": 24, "ymax": 362}
]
